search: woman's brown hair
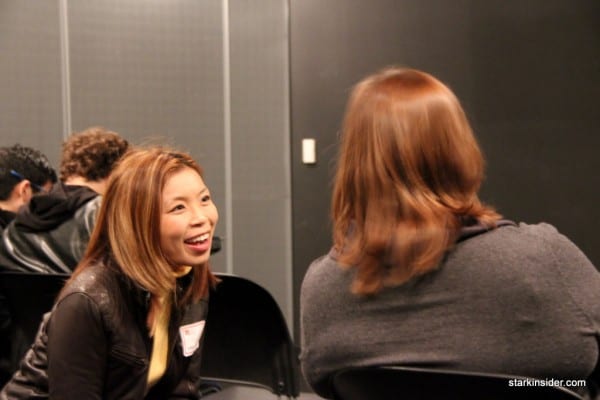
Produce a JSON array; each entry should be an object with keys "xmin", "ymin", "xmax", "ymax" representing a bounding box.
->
[
  {"xmin": 332, "ymin": 67, "xmax": 500, "ymax": 295},
  {"xmin": 70, "ymin": 147, "xmax": 216, "ymax": 305}
]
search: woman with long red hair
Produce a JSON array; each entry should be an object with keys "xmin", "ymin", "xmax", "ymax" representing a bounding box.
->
[{"xmin": 300, "ymin": 67, "xmax": 600, "ymax": 398}]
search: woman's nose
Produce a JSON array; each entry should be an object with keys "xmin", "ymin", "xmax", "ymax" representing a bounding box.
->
[{"xmin": 191, "ymin": 207, "xmax": 209, "ymax": 225}]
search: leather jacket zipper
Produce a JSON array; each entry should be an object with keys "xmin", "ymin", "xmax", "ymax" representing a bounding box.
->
[{"xmin": 111, "ymin": 347, "xmax": 148, "ymax": 367}]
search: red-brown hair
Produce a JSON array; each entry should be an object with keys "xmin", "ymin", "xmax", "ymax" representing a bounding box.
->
[{"xmin": 332, "ymin": 67, "xmax": 500, "ymax": 295}]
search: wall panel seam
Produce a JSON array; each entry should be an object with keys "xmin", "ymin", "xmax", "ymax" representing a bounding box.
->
[
  {"xmin": 222, "ymin": 0, "xmax": 233, "ymax": 274},
  {"xmin": 58, "ymin": 0, "xmax": 72, "ymax": 138}
]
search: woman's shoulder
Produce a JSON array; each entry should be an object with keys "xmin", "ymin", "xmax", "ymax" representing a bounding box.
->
[
  {"xmin": 59, "ymin": 263, "xmax": 122, "ymax": 306},
  {"xmin": 301, "ymin": 249, "xmax": 353, "ymax": 302},
  {"xmin": 474, "ymin": 221, "xmax": 579, "ymax": 254},
  {"xmin": 510, "ymin": 221, "xmax": 560, "ymax": 238},
  {"xmin": 304, "ymin": 249, "xmax": 343, "ymax": 281},
  {"xmin": 507, "ymin": 222, "xmax": 592, "ymax": 260},
  {"xmin": 467, "ymin": 221, "xmax": 597, "ymax": 280},
  {"xmin": 516, "ymin": 221, "xmax": 596, "ymax": 269}
]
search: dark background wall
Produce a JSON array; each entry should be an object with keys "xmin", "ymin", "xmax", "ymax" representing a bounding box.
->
[
  {"xmin": 290, "ymin": 0, "xmax": 600, "ymax": 341},
  {"xmin": 1, "ymin": 0, "xmax": 598, "ymax": 355}
]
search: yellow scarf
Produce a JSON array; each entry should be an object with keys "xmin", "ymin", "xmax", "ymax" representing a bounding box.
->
[{"xmin": 146, "ymin": 266, "xmax": 192, "ymax": 388}]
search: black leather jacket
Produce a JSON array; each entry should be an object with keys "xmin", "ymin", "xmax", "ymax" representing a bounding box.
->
[
  {"xmin": 0, "ymin": 313, "xmax": 50, "ymax": 400},
  {"xmin": 0, "ymin": 184, "xmax": 99, "ymax": 274},
  {"xmin": 0, "ymin": 185, "xmax": 100, "ymax": 387},
  {"xmin": 1, "ymin": 262, "xmax": 209, "ymax": 399}
]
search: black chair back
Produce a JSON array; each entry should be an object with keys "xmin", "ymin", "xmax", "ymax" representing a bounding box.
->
[
  {"xmin": 200, "ymin": 273, "xmax": 300, "ymax": 398},
  {"xmin": 0, "ymin": 272, "xmax": 68, "ymax": 379},
  {"xmin": 331, "ymin": 366, "xmax": 585, "ymax": 400}
]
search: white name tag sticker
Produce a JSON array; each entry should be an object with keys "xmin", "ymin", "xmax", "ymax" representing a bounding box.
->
[{"xmin": 179, "ymin": 320, "xmax": 205, "ymax": 357}]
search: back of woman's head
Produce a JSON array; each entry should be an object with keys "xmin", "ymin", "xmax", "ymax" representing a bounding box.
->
[
  {"xmin": 332, "ymin": 67, "xmax": 500, "ymax": 295},
  {"xmin": 77, "ymin": 146, "xmax": 213, "ymax": 302}
]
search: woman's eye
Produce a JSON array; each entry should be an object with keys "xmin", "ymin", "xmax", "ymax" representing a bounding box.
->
[
  {"xmin": 201, "ymin": 195, "xmax": 211, "ymax": 202},
  {"xmin": 170, "ymin": 204, "xmax": 185, "ymax": 212}
]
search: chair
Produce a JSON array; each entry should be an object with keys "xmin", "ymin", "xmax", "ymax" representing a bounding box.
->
[
  {"xmin": 331, "ymin": 366, "xmax": 585, "ymax": 400},
  {"xmin": 0, "ymin": 272, "xmax": 68, "ymax": 380},
  {"xmin": 200, "ymin": 273, "xmax": 300, "ymax": 399}
]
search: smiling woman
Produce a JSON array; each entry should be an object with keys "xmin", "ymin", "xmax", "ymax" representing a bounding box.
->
[
  {"xmin": 1, "ymin": 147, "xmax": 220, "ymax": 399},
  {"xmin": 161, "ymin": 167, "xmax": 218, "ymax": 270}
]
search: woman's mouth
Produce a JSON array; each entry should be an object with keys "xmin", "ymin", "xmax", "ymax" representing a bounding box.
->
[
  {"xmin": 184, "ymin": 233, "xmax": 210, "ymax": 244},
  {"xmin": 184, "ymin": 233, "xmax": 212, "ymax": 253}
]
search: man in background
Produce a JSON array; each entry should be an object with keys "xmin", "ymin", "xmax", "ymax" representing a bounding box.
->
[
  {"xmin": 0, "ymin": 144, "xmax": 57, "ymax": 385},
  {"xmin": 0, "ymin": 145, "xmax": 57, "ymax": 229},
  {"xmin": 0, "ymin": 126, "xmax": 129, "ymax": 273},
  {"xmin": 0, "ymin": 127, "xmax": 129, "ymax": 384}
]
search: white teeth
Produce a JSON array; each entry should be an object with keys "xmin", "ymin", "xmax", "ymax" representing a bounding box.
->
[{"xmin": 186, "ymin": 233, "xmax": 209, "ymax": 244}]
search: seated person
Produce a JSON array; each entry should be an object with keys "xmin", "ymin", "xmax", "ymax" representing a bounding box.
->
[
  {"xmin": 0, "ymin": 127, "xmax": 129, "ymax": 273},
  {"xmin": 300, "ymin": 67, "xmax": 600, "ymax": 398},
  {"xmin": 0, "ymin": 144, "xmax": 56, "ymax": 386},
  {"xmin": 0, "ymin": 127, "xmax": 128, "ymax": 382},
  {"xmin": 0, "ymin": 145, "xmax": 56, "ymax": 229},
  {"xmin": 1, "ymin": 147, "xmax": 219, "ymax": 399}
]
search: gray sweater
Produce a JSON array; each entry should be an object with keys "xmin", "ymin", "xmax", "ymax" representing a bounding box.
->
[{"xmin": 300, "ymin": 223, "xmax": 600, "ymax": 398}]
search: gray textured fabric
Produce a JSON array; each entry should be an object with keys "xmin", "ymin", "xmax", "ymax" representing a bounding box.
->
[{"xmin": 300, "ymin": 223, "xmax": 600, "ymax": 398}]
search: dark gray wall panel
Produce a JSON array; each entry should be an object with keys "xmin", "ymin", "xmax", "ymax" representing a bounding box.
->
[
  {"xmin": 66, "ymin": 0, "xmax": 227, "ymax": 271},
  {"xmin": 229, "ymin": 0, "xmax": 292, "ymax": 325},
  {"xmin": 466, "ymin": 1, "xmax": 600, "ymax": 261},
  {"xmin": 0, "ymin": 1, "xmax": 63, "ymax": 167}
]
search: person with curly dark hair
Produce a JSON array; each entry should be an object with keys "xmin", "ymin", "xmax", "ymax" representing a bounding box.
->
[{"xmin": 59, "ymin": 126, "xmax": 129, "ymax": 195}]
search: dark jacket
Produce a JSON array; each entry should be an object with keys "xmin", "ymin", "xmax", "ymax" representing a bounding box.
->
[
  {"xmin": 0, "ymin": 184, "xmax": 99, "ymax": 387},
  {"xmin": 1, "ymin": 261, "xmax": 209, "ymax": 399},
  {"xmin": 0, "ymin": 313, "xmax": 50, "ymax": 400},
  {"xmin": 0, "ymin": 208, "xmax": 12, "ymax": 385},
  {"xmin": 0, "ymin": 183, "xmax": 99, "ymax": 274},
  {"xmin": 0, "ymin": 209, "xmax": 15, "ymax": 230}
]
